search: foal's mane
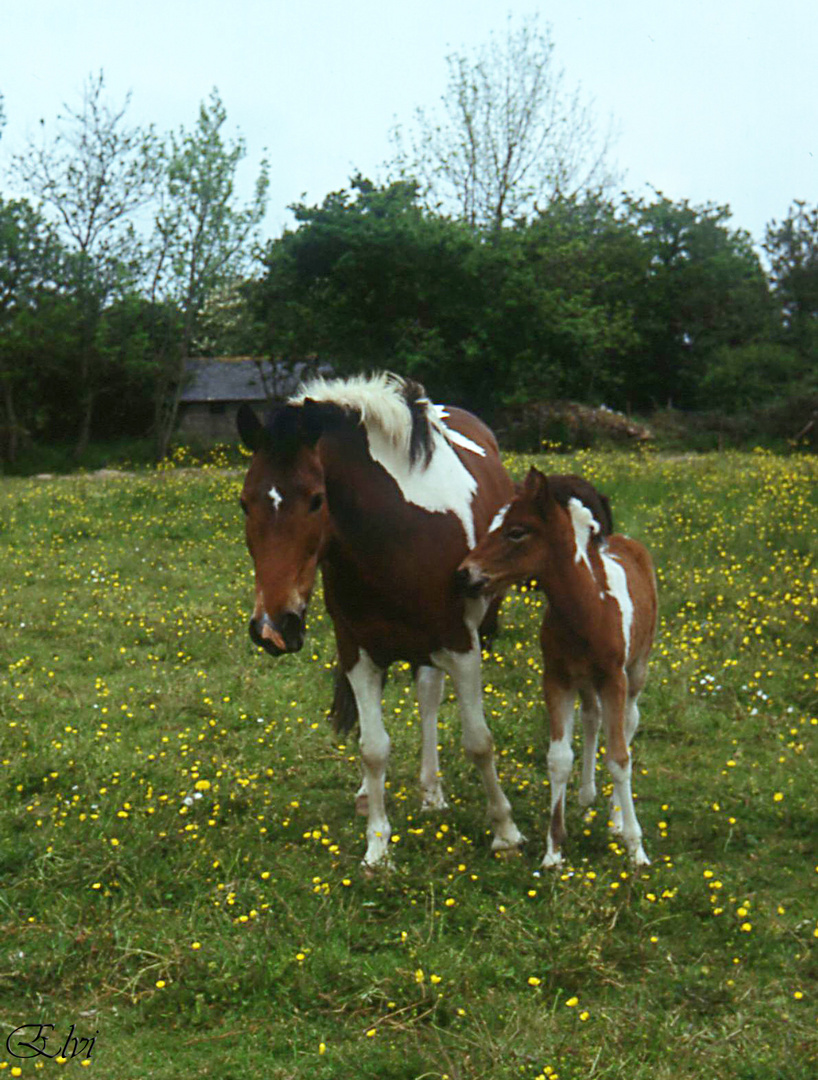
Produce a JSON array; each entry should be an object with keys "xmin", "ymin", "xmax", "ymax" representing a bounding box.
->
[{"xmin": 291, "ymin": 372, "xmax": 439, "ymax": 467}]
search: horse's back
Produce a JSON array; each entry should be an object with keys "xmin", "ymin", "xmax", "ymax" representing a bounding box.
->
[
  {"xmin": 442, "ymin": 406, "xmax": 513, "ymax": 534},
  {"xmin": 607, "ymin": 534, "xmax": 658, "ymax": 657}
]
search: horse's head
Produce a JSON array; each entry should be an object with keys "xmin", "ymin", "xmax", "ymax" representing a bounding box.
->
[
  {"xmin": 456, "ymin": 467, "xmax": 559, "ymax": 596},
  {"xmin": 237, "ymin": 401, "xmax": 331, "ymax": 656}
]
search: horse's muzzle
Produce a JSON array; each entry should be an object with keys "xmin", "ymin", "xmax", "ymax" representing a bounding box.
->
[
  {"xmin": 249, "ymin": 610, "xmax": 306, "ymax": 656},
  {"xmin": 454, "ymin": 564, "xmax": 490, "ymax": 599}
]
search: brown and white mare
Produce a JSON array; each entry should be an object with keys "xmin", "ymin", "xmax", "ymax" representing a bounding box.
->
[
  {"xmin": 237, "ymin": 373, "xmax": 525, "ymax": 867},
  {"xmin": 458, "ymin": 467, "xmax": 658, "ymax": 867}
]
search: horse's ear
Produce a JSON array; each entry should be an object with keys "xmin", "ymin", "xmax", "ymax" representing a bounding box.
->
[
  {"xmin": 237, "ymin": 404, "xmax": 264, "ymax": 452},
  {"xmin": 298, "ymin": 398, "xmax": 327, "ymax": 447},
  {"xmin": 524, "ymin": 467, "xmax": 554, "ymax": 518}
]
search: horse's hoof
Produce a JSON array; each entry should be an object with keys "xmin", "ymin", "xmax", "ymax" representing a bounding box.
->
[
  {"xmin": 420, "ymin": 791, "xmax": 449, "ymax": 813},
  {"xmin": 490, "ymin": 828, "xmax": 526, "ymax": 854},
  {"xmin": 541, "ymin": 852, "xmax": 563, "ymax": 869},
  {"xmin": 362, "ymin": 852, "xmax": 394, "ymax": 876}
]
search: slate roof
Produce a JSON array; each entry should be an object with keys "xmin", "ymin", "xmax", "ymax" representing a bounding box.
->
[{"xmin": 180, "ymin": 358, "xmax": 319, "ymax": 404}]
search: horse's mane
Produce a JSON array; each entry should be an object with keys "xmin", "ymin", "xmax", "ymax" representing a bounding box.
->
[{"xmin": 291, "ymin": 372, "xmax": 438, "ymax": 466}]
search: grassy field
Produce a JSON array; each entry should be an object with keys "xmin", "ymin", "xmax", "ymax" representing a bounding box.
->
[{"xmin": 0, "ymin": 448, "xmax": 815, "ymax": 1079}]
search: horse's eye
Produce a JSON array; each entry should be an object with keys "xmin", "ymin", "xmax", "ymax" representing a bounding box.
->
[
  {"xmin": 240, "ymin": 497, "xmax": 249, "ymax": 516},
  {"xmin": 308, "ymin": 493, "xmax": 325, "ymax": 514},
  {"xmin": 506, "ymin": 525, "xmax": 529, "ymax": 542}
]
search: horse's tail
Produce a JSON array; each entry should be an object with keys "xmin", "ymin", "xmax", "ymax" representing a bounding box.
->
[
  {"xmin": 327, "ymin": 661, "xmax": 388, "ymax": 736},
  {"xmin": 328, "ymin": 664, "xmax": 359, "ymax": 735}
]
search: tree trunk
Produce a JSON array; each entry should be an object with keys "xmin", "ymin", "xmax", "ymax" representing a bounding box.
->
[{"xmin": 74, "ymin": 389, "xmax": 96, "ymax": 461}]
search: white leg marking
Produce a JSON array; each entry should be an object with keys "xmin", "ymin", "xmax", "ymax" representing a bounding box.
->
[
  {"xmin": 416, "ymin": 665, "xmax": 448, "ymax": 811},
  {"xmin": 578, "ymin": 689, "xmax": 601, "ymax": 810},
  {"xmin": 542, "ymin": 688, "xmax": 575, "ymax": 868},
  {"xmin": 346, "ymin": 649, "xmax": 392, "ymax": 868},
  {"xmin": 431, "ymin": 638, "xmax": 524, "ymax": 852},
  {"xmin": 602, "ymin": 682, "xmax": 649, "ymax": 867}
]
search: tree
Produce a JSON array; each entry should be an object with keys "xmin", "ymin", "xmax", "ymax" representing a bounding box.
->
[
  {"xmin": 253, "ymin": 176, "xmax": 483, "ymax": 398},
  {"xmin": 0, "ymin": 198, "xmax": 64, "ymax": 460},
  {"xmin": 391, "ymin": 16, "xmax": 616, "ymax": 229},
  {"xmin": 149, "ymin": 89, "xmax": 269, "ymax": 458},
  {"xmin": 12, "ymin": 71, "xmax": 161, "ymax": 456},
  {"xmin": 765, "ymin": 201, "xmax": 818, "ymax": 361},
  {"xmin": 623, "ymin": 195, "xmax": 772, "ymax": 410}
]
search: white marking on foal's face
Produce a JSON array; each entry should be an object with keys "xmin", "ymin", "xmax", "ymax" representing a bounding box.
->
[
  {"xmin": 268, "ymin": 485, "xmax": 283, "ymax": 511},
  {"xmin": 489, "ymin": 504, "xmax": 510, "ymax": 533}
]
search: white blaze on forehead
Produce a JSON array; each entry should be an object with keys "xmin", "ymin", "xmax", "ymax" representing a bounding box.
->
[
  {"xmin": 489, "ymin": 504, "xmax": 510, "ymax": 533},
  {"xmin": 568, "ymin": 497, "xmax": 600, "ymax": 572},
  {"xmin": 364, "ymin": 423, "xmax": 479, "ymax": 548},
  {"xmin": 601, "ymin": 549, "xmax": 634, "ymax": 658},
  {"xmin": 268, "ymin": 485, "xmax": 283, "ymax": 511}
]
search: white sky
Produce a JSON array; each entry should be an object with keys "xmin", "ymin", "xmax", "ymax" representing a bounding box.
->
[{"xmin": 1, "ymin": 0, "xmax": 816, "ymax": 249}]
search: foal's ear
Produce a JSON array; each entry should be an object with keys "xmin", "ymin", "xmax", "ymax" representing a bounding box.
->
[
  {"xmin": 237, "ymin": 404, "xmax": 264, "ymax": 452},
  {"xmin": 524, "ymin": 467, "xmax": 554, "ymax": 518}
]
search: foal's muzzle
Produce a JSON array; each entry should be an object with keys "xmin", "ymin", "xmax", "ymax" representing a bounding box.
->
[
  {"xmin": 454, "ymin": 564, "xmax": 490, "ymax": 599},
  {"xmin": 249, "ymin": 610, "xmax": 306, "ymax": 656}
]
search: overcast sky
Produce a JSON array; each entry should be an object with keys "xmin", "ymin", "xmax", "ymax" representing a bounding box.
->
[{"xmin": 1, "ymin": 0, "xmax": 815, "ymax": 249}]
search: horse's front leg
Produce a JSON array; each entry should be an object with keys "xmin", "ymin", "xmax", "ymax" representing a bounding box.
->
[
  {"xmin": 346, "ymin": 648, "xmax": 392, "ymax": 868},
  {"xmin": 416, "ymin": 664, "xmax": 448, "ymax": 811},
  {"xmin": 432, "ymin": 636, "xmax": 524, "ymax": 853}
]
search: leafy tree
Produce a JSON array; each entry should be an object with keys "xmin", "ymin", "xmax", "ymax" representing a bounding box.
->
[
  {"xmin": 765, "ymin": 201, "xmax": 818, "ymax": 361},
  {"xmin": 0, "ymin": 198, "xmax": 65, "ymax": 460},
  {"xmin": 149, "ymin": 89, "xmax": 269, "ymax": 458},
  {"xmin": 12, "ymin": 72, "xmax": 161, "ymax": 456},
  {"xmin": 622, "ymin": 195, "xmax": 772, "ymax": 410},
  {"xmin": 391, "ymin": 16, "xmax": 616, "ymax": 229},
  {"xmin": 253, "ymin": 176, "xmax": 482, "ymax": 398}
]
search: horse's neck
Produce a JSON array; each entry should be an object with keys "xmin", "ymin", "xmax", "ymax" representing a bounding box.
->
[{"xmin": 536, "ymin": 528, "xmax": 605, "ymax": 627}]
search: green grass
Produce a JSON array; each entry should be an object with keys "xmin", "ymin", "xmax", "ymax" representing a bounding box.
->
[{"xmin": 0, "ymin": 449, "xmax": 815, "ymax": 1079}]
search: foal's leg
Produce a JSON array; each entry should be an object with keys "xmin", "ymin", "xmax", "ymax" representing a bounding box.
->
[
  {"xmin": 346, "ymin": 648, "xmax": 392, "ymax": 868},
  {"xmin": 416, "ymin": 665, "xmax": 448, "ymax": 811},
  {"xmin": 542, "ymin": 677, "xmax": 576, "ymax": 868},
  {"xmin": 431, "ymin": 640, "xmax": 523, "ymax": 852},
  {"xmin": 578, "ymin": 687, "xmax": 601, "ymax": 811},
  {"xmin": 600, "ymin": 672, "xmax": 649, "ymax": 867}
]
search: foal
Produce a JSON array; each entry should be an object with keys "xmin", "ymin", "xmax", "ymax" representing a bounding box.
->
[{"xmin": 458, "ymin": 467, "xmax": 658, "ymax": 867}]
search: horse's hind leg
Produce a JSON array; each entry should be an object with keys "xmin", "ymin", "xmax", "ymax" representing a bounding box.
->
[
  {"xmin": 431, "ymin": 640, "xmax": 524, "ymax": 853},
  {"xmin": 600, "ymin": 673, "xmax": 649, "ymax": 867},
  {"xmin": 416, "ymin": 665, "xmax": 448, "ymax": 811},
  {"xmin": 346, "ymin": 648, "xmax": 393, "ymax": 868}
]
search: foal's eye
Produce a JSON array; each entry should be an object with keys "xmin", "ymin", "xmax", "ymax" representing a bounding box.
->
[
  {"xmin": 506, "ymin": 525, "xmax": 529, "ymax": 542},
  {"xmin": 308, "ymin": 492, "xmax": 324, "ymax": 513}
]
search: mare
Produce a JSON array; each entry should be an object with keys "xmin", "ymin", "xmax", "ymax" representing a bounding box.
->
[
  {"xmin": 237, "ymin": 372, "xmax": 525, "ymax": 867},
  {"xmin": 457, "ymin": 467, "xmax": 658, "ymax": 867}
]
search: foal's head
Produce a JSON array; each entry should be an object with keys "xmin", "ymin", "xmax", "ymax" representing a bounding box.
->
[
  {"xmin": 457, "ymin": 467, "xmax": 574, "ymax": 596},
  {"xmin": 237, "ymin": 402, "xmax": 331, "ymax": 655}
]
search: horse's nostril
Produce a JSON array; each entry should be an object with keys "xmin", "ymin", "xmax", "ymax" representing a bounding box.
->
[{"xmin": 279, "ymin": 611, "xmax": 306, "ymax": 651}]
